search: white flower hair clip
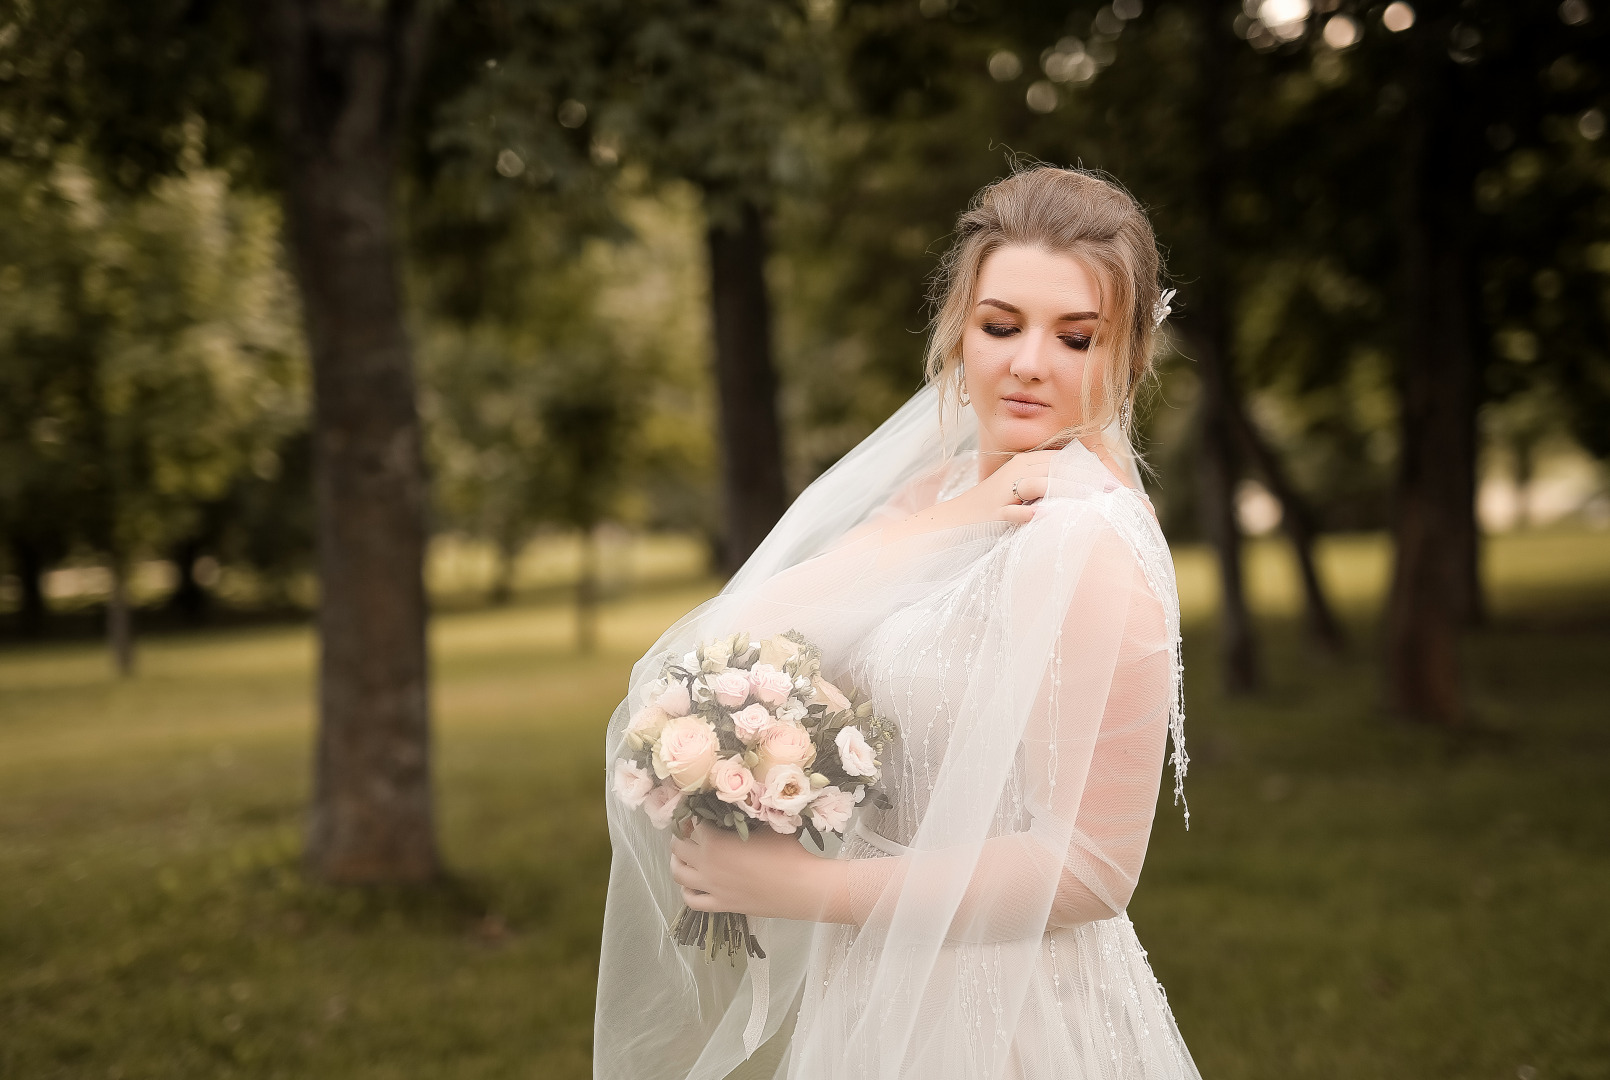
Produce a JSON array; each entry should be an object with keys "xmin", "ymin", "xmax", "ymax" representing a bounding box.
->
[{"xmin": 1152, "ymin": 288, "xmax": 1176, "ymax": 329}]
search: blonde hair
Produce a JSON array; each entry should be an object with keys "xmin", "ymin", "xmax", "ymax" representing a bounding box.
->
[{"xmin": 925, "ymin": 164, "xmax": 1165, "ymax": 450}]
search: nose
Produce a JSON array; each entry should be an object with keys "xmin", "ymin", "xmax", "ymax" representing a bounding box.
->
[{"xmin": 1008, "ymin": 326, "xmax": 1054, "ymax": 383}]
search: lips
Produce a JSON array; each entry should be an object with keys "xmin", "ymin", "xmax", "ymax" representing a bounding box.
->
[{"xmin": 1001, "ymin": 395, "xmax": 1051, "ymax": 416}]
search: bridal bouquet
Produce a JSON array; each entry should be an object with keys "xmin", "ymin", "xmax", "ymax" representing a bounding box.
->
[{"xmin": 613, "ymin": 630, "xmax": 896, "ymax": 961}]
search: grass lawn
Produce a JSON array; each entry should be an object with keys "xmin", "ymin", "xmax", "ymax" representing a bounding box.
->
[{"xmin": 1, "ymin": 530, "xmax": 1608, "ymax": 1079}]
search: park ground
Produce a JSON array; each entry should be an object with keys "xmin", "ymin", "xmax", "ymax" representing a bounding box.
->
[{"xmin": 2, "ymin": 530, "xmax": 1608, "ymax": 1079}]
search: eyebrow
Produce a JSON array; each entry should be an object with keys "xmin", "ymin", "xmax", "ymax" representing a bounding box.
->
[{"xmin": 976, "ymin": 298, "xmax": 1100, "ymax": 321}]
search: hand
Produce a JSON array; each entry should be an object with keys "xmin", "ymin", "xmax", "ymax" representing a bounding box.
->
[
  {"xmin": 669, "ymin": 820, "xmax": 850, "ymax": 922},
  {"xmin": 968, "ymin": 450, "xmax": 1055, "ymax": 526}
]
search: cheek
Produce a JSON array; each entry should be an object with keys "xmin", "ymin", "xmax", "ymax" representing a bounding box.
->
[{"xmin": 962, "ymin": 329, "xmax": 1014, "ymax": 382}]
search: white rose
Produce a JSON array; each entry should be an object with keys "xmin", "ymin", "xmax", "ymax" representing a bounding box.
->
[
  {"xmin": 642, "ymin": 782, "xmax": 684, "ymax": 830},
  {"xmin": 656, "ymin": 681, "xmax": 692, "ymax": 718},
  {"xmin": 810, "ymin": 675, "xmax": 853, "ymax": 714},
  {"xmin": 701, "ymin": 639, "xmax": 732, "ymax": 672},
  {"xmin": 625, "ymin": 705, "xmax": 670, "ymax": 751},
  {"xmin": 757, "ymin": 634, "xmax": 801, "ymax": 670},
  {"xmin": 835, "ymin": 725, "xmax": 878, "ymax": 778},
  {"xmin": 708, "ymin": 756, "xmax": 756, "ymax": 805},
  {"xmin": 709, "ymin": 670, "xmax": 751, "ymax": 708},
  {"xmin": 758, "ymin": 763, "xmax": 815, "ymax": 816},
  {"xmin": 652, "ymin": 715, "xmax": 720, "ymax": 792},
  {"xmin": 808, "ymin": 787, "xmax": 855, "ymax": 834},
  {"xmin": 730, "ymin": 703, "xmax": 774, "ymax": 743},
  {"xmin": 613, "ymin": 758, "xmax": 656, "ymax": 809}
]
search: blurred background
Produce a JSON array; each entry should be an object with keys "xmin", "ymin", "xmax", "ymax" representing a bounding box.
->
[{"xmin": 1, "ymin": 0, "xmax": 1607, "ymax": 1077}]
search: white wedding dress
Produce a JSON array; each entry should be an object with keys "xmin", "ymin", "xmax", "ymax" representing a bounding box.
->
[{"xmin": 594, "ymin": 387, "xmax": 1201, "ymax": 1080}]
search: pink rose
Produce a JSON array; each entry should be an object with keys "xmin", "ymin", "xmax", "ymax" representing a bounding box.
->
[
  {"xmin": 747, "ymin": 663, "xmax": 794, "ymax": 707},
  {"xmin": 625, "ymin": 705, "xmax": 670, "ymax": 751},
  {"xmin": 835, "ymin": 725, "xmax": 878, "ymax": 778},
  {"xmin": 808, "ymin": 787, "xmax": 855, "ymax": 834},
  {"xmin": 642, "ymin": 782, "xmax": 684, "ymax": 830},
  {"xmin": 810, "ymin": 675, "xmax": 853, "ymax": 714},
  {"xmin": 708, "ymin": 755, "xmax": 756, "ymax": 805},
  {"xmin": 730, "ymin": 703, "xmax": 774, "ymax": 743},
  {"xmin": 613, "ymin": 759, "xmax": 656, "ymax": 809},
  {"xmin": 652, "ymin": 714, "xmax": 720, "ymax": 792},
  {"xmin": 760, "ymin": 807, "xmax": 799, "ymax": 833},
  {"xmin": 709, "ymin": 670, "xmax": 751, "ymax": 708},
  {"xmin": 758, "ymin": 763, "xmax": 815, "ymax": 817},
  {"xmin": 656, "ymin": 681, "xmax": 692, "ymax": 717},
  {"xmin": 755, "ymin": 721, "xmax": 817, "ymax": 779}
]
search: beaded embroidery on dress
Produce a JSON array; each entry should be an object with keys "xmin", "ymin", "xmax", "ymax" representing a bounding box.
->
[{"xmin": 594, "ymin": 386, "xmax": 1199, "ymax": 1080}]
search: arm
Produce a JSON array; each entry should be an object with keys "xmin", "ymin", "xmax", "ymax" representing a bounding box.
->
[{"xmin": 672, "ymin": 516, "xmax": 1172, "ymax": 939}]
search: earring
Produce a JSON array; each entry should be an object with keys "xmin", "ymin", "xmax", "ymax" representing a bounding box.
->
[
  {"xmin": 1119, "ymin": 399, "xmax": 1131, "ymax": 432},
  {"xmin": 957, "ymin": 363, "xmax": 970, "ymax": 406}
]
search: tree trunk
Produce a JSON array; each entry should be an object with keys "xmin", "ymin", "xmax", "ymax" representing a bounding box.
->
[
  {"xmin": 107, "ymin": 558, "xmax": 134, "ymax": 677},
  {"xmin": 9, "ymin": 536, "xmax": 48, "ymax": 638},
  {"xmin": 1188, "ymin": 318, "xmax": 1260, "ymax": 694},
  {"xmin": 490, "ymin": 528, "xmax": 520, "ymax": 606},
  {"xmin": 1181, "ymin": 8, "xmax": 1258, "ymax": 694},
  {"xmin": 168, "ymin": 536, "xmax": 209, "ymax": 625},
  {"xmin": 706, "ymin": 198, "xmax": 788, "ymax": 575},
  {"xmin": 1228, "ymin": 405, "xmax": 1346, "ymax": 653},
  {"xmin": 1384, "ymin": 19, "xmax": 1482, "ymax": 726},
  {"xmin": 259, "ymin": 0, "xmax": 438, "ymax": 882}
]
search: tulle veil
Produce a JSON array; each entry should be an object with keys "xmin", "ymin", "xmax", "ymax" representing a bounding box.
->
[{"xmin": 594, "ymin": 384, "xmax": 1191, "ymax": 1080}]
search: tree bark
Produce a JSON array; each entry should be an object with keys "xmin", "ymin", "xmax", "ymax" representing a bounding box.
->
[
  {"xmin": 259, "ymin": 0, "xmax": 438, "ymax": 882},
  {"xmin": 706, "ymin": 198, "xmax": 788, "ymax": 575},
  {"xmin": 1228, "ymin": 404, "xmax": 1345, "ymax": 653},
  {"xmin": 1384, "ymin": 18, "xmax": 1482, "ymax": 726}
]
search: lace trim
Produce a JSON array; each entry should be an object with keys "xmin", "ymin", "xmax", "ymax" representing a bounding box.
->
[{"xmin": 1100, "ymin": 488, "xmax": 1189, "ymax": 828}]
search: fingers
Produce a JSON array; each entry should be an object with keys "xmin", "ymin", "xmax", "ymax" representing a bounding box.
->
[
  {"xmin": 682, "ymin": 887, "xmax": 717, "ymax": 911},
  {"xmin": 669, "ymin": 852, "xmax": 704, "ymax": 890},
  {"xmin": 1011, "ymin": 476, "xmax": 1050, "ymax": 503},
  {"xmin": 999, "ymin": 504, "xmax": 1035, "ymax": 525}
]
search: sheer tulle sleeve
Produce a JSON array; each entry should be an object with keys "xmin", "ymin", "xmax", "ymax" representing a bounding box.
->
[{"xmin": 843, "ymin": 503, "xmax": 1172, "ymax": 942}]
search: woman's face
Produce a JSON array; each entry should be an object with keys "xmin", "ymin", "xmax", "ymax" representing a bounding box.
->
[{"xmin": 962, "ymin": 244, "xmax": 1111, "ymax": 456}]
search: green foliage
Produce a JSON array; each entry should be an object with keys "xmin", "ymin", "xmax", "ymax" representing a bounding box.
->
[
  {"xmin": 415, "ymin": 184, "xmax": 718, "ymax": 563},
  {"xmin": 0, "ymin": 148, "xmax": 306, "ymax": 574}
]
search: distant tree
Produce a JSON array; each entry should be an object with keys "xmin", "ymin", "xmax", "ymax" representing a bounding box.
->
[
  {"xmin": 444, "ymin": 0, "xmax": 824, "ymax": 572},
  {"xmin": 0, "ymin": 154, "xmax": 305, "ymax": 668}
]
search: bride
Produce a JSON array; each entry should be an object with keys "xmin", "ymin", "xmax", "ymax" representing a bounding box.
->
[{"xmin": 594, "ymin": 165, "xmax": 1200, "ymax": 1080}]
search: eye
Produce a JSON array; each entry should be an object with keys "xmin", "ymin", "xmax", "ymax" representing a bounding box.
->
[
  {"xmin": 981, "ymin": 322, "xmax": 1019, "ymax": 338},
  {"xmin": 1059, "ymin": 333, "xmax": 1093, "ymax": 351}
]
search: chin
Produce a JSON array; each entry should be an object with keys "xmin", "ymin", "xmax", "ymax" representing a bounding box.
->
[{"xmin": 985, "ymin": 413, "xmax": 1070, "ymax": 453}]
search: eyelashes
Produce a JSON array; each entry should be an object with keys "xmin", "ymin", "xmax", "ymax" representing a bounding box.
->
[{"xmin": 979, "ymin": 323, "xmax": 1092, "ymax": 352}]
